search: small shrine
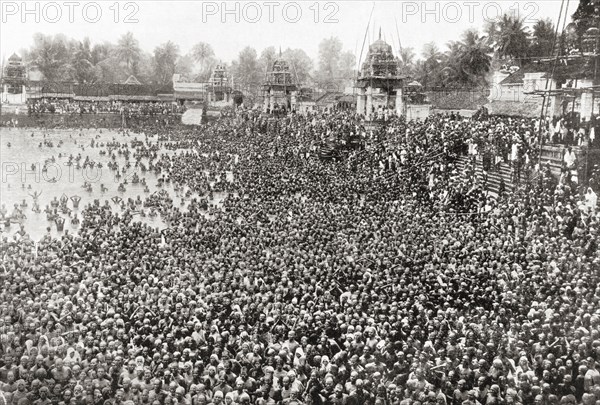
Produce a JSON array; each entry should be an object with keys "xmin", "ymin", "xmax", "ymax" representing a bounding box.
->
[
  {"xmin": 405, "ymin": 81, "xmax": 427, "ymax": 104},
  {"xmin": 356, "ymin": 30, "xmax": 406, "ymax": 119},
  {"xmin": 262, "ymin": 50, "xmax": 298, "ymax": 113},
  {"xmin": 2, "ymin": 53, "xmax": 27, "ymax": 94}
]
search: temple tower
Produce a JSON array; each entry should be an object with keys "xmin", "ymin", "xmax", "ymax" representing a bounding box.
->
[
  {"xmin": 356, "ymin": 30, "xmax": 405, "ymax": 119},
  {"xmin": 208, "ymin": 64, "xmax": 233, "ymax": 105},
  {"xmin": 262, "ymin": 50, "xmax": 298, "ymax": 113},
  {"xmin": 2, "ymin": 53, "xmax": 26, "ymax": 95}
]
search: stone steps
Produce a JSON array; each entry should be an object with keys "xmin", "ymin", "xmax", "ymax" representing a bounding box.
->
[{"xmin": 455, "ymin": 156, "xmax": 518, "ymax": 194}]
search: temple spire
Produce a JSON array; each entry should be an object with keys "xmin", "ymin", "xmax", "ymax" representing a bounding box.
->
[
  {"xmin": 279, "ymin": 46, "xmax": 282, "ymax": 56},
  {"xmin": 379, "ymin": 27, "xmax": 381, "ymax": 40}
]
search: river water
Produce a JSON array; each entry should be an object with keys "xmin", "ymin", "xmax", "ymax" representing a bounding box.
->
[{"xmin": 0, "ymin": 127, "xmax": 222, "ymax": 240}]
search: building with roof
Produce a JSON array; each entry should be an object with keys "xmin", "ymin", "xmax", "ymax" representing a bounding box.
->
[
  {"xmin": 488, "ymin": 0, "xmax": 600, "ymax": 121},
  {"xmin": 1, "ymin": 53, "xmax": 27, "ymax": 104},
  {"xmin": 487, "ymin": 61, "xmax": 600, "ymax": 119},
  {"xmin": 2, "ymin": 54, "xmax": 26, "ymax": 93},
  {"xmin": 355, "ymin": 30, "xmax": 406, "ymax": 118},
  {"xmin": 262, "ymin": 50, "xmax": 298, "ymax": 113},
  {"xmin": 207, "ymin": 64, "xmax": 234, "ymax": 105},
  {"xmin": 172, "ymin": 74, "xmax": 208, "ymax": 103},
  {"xmin": 123, "ymin": 75, "xmax": 142, "ymax": 85}
]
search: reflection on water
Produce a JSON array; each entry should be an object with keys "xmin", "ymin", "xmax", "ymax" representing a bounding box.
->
[{"xmin": 0, "ymin": 128, "xmax": 228, "ymax": 240}]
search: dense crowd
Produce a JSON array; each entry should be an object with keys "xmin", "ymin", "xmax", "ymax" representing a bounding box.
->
[
  {"xmin": 27, "ymin": 100, "xmax": 186, "ymax": 116},
  {"xmin": 539, "ymin": 115, "xmax": 599, "ymax": 148},
  {"xmin": 1, "ymin": 111, "xmax": 599, "ymax": 405}
]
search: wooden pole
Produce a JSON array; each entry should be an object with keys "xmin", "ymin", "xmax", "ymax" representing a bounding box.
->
[{"xmin": 538, "ymin": 94, "xmax": 546, "ymax": 173}]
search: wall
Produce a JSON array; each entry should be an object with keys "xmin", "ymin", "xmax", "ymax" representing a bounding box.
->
[
  {"xmin": 1, "ymin": 92, "xmax": 27, "ymax": 104},
  {"xmin": 426, "ymin": 89, "xmax": 490, "ymax": 110},
  {"xmin": 486, "ymin": 100, "xmax": 542, "ymax": 118},
  {"xmin": 493, "ymin": 84, "xmax": 524, "ymax": 102},
  {"xmin": 432, "ymin": 109, "xmax": 476, "ymax": 117},
  {"xmin": 297, "ymin": 102, "xmax": 316, "ymax": 115},
  {"xmin": 405, "ymin": 104, "xmax": 431, "ymax": 121},
  {"xmin": 489, "ymin": 71, "xmax": 510, "ymax": 101}
]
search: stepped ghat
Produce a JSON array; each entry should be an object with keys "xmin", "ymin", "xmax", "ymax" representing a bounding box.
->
[{"xmin": 455, "ymin": 144, "xmax": 596, "ymax": 195}]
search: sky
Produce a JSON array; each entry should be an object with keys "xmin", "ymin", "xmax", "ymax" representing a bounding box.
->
[{"xmin": 0, "ymin": 0, "xmax": 573, "ymax": 65}]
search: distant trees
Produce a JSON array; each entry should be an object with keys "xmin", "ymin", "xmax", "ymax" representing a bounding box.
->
[
  {"xmin": 283, "ymin": 48, "xmax": 314, "ymax": 85},
  {"xmin": 491, "ymin": 14, "xmax": 531, "ymax": 64},
  {"xmin": 314, "ymin": 37, "xmax": 357, "ymax": 88},
  {"xmin": 191, "ymin": 42, "xmax": 216, "ymax": 81},
  {"xmin": 258, "ymin": 47, "xmax": 278, "ymax": 78},
  {"xmin": 530, "ymin": 19, "xmax": 557, "ymax": 58},
  {"xmin": 398, "ymin": 12, "xmax": 564, "ymax": 89},
  {"xmin": 153, "ymin": 41, "xmax": 179, "ymax": 85},
  {"xmin": 451, "ymin": 30, "xmax": 492, "ymax": 85},
  {"xmin": 71, "ymin": 38, "xmax": 96, "ymax": 84},
  {"xmin": 16, "ymin": 10, "xmax": 583, "ymax": 89},
  {"xmin": 115, "ymin": 32, "xmax": 141, "ymax": 73},
  {"xmin": 25, "ymin": 33, "xmax": 72, "ymax": 82},
  {"xmin": 230, "ymin": 47, "xmax": 262, "ymax": 95}
]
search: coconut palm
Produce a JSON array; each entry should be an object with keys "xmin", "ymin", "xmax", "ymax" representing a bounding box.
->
[
  {"xmin": 420, "ymin": 42, "xmax": 443, "ymax": 88},
  {"xmin": 71, "ymin": 37, "xmax": 95, "ymax": 83},
  {"xmin": 153, "ymin": 41, "xmax": 180, "ymax": 85},
  {"xmin": 442, "ymin": 40, "xmax": 463, "ymax": 84},
  {"xmin": 459, "ymin": 30, "xmax": 492, "ymax": 84},
  {"xmin": 495, "ymin": 14, "xmax": 530, "ymax": 65},
  {"xmin": 191, "ymin": 42, "xmax": 215, "ymax": 80},
  {"xmin": 530, "ymin": 19, "xmax": 556, "ymax": 59},
  {"xmin": 115, "ymin": 32, "xmax": 141, "ymax": 73},
  {"xmin": 27, "ymin": 33, "xmax": 73, "ymax": 82}
]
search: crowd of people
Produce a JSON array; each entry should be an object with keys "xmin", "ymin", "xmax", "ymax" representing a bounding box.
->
[
  {"xmin": 1, "ymin": 110, "xmax": 599, "ymax": 405},
  {"xmin": 538, "ymin": 115, "xmax": 599, "ymax": 149},
  {"xmin": 26, "ymin": 100, "xmax": 186, "ymax": 116}
]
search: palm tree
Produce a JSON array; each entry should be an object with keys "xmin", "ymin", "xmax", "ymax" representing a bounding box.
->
[
  {"xmin": 71, "ymin": 38, "xmax": 95, "ymax": 83},
  {"xmin": 412, "ymin": 60, "xmax": 429, "ymax": 87},
  {"xmin": 421, "ymin": 42, "xmax": 443, "ymax": 88},
  {"xmin": 439, "ymin": 30, "xmax": 492, "ymax": 87},
  {"xmin": 443, "ymin": 40, "xmax": 463, "ymax": 84},
  {"xmin": 484, "ymin": 20, "xmax": 499, "ymax": 49},
  {"xmin": 152, "ymin": 41, "xmax": 180, "ymax": 85},
  {"xmin": 154, "ymin": 41, "xmax": 180, "ymax": 85},
  {"xmin": 530, "ymin": 19, "xmax": 556, "ymax": 59},
  {"xmin": 399, "ymin": 47, "xmax": 415, "ymax": 66},
  {"xmin": 191, "ymin": 42, "xmax": 215, "ymax": 80},
  {"xmin": 28, "ymin": 33, "xmax": 72, "ymax": 82},
  {"xmin": 495, "ymin": 14, "xmax": 530, "ymax": 65},
  {"xmin": 459, "ymin": 30, "xmax": 492, "ymax": 84},
  {"xmin": 115, "ymin": 32, "xmax": 141, "ymax": 73}
]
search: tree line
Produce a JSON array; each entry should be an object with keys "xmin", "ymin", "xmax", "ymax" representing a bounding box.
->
[
  {"xmin": 8, "ymin": 33, "xmax": 356, "ymax": 90},
  {"xmin": 399, "ymin": 15, "xmax": 559, "ymax": 90},
  {"xmin": 6, "ymin": 3, "xmax": 596, "ymax": 94}
]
